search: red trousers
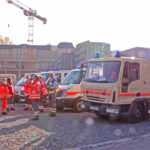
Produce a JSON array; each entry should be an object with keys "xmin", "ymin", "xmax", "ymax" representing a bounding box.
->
[{"xmin": 2, "ymin": 98, "xmax": 7, "ymax": 112}]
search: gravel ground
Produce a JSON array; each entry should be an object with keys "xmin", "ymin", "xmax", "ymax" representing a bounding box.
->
[{"xmin": 0, "ymin": 102, "xmax": 150, "ymax": 150}]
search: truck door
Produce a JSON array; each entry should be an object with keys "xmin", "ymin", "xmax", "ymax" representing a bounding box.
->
[{"xmin": 122, "ymin": 62, "xmax": 140, "ymax": 93}]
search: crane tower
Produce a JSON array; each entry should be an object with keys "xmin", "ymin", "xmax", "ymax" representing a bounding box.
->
[{"xmin": 5, "ymin": 0, "xmax": 47, "ymax": 58}]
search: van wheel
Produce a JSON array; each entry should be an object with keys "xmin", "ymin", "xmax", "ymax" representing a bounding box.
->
[
  {"xmin": 73, "ymin": 99, "xmax": 82, "ymax": 113},
  {"xmin": 57, "ymin": 107, "xmax": 64, "ymax": 112},
  {"xmin": 128, "ymin": 103, "xmax": 144, "ymax": 123},
  {"xmin": 95, "ymin": 113, "xmax": 107, "ymax": 119}
]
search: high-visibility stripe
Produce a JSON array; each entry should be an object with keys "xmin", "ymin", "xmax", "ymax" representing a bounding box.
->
[
  {"xmin": 119, "ymin": 93, "xmax": 137, "ymax": 97},
  {"xmin": 50, "ymin": 108, "xmax": 56, "ymax": 112},
  {"xmin": 59, "ymin": 89, "xmax": 64, "ymax": 91},
  {"xmin": 141, "ymin": 93, "xmax": 150, "ymax": 96},
  {"xmin": 29, "ymin": 105, "xmax": 32, "ymax": 108},
  {"xmin": 66, "ymin": 92, "xmax": 81, "ymax": 96},
  {"xmin": 83, "ymin": 90, "xmax": 111, "ymax": 96},
  {"xmin": 119, "ymin": 93, "xmax": 150, "ymax": 97}
]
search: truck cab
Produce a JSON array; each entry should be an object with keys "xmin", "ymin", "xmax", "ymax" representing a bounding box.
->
[{"xmin": 81, "ymin": 56, "xmax": 150, "ymax": 122}]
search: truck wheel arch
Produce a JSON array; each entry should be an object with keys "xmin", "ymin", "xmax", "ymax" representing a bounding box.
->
[{"xmin": 128, "ymin": 98, "xmax": 146, "ymax": 123}]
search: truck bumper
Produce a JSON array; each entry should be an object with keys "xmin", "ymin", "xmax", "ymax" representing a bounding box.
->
[
  {"xmin": 56, "ymin": 97, "xmax": 75, "ymax": 108},
  {"xmin": 81, "ymin": 101, "xmax": 129, "ymax": 119}
]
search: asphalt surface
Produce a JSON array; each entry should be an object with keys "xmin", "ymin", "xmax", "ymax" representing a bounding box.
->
[
  {"xmin": 99, "ymin": 136, "xmax": 150, "ymax": 150},
  {"xmin": 0, "ymin": 103, "xmax": 150, "ymax": 150}
]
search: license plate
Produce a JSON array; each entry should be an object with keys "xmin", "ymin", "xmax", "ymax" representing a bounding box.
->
[
  {"xmin": 106, "ymin": 108, "xmax": 119, "ymax": 114},
  {"xmin": 90, "ymin": 106, "xmax": 99, "ymax": 111},
  {"xmin": 20, "ymin": 98, "xmax": 25, "ymax": 102},
  {"xmin": 81, "ymin": 104, "xmax": 85, "ymax": 109}
]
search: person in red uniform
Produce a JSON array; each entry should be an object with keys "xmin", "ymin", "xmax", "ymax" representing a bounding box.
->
[
  {"xmin": 24, "ymin": 75, "xmax": 32, "ymax": 110},
  {"xmin": 7, "ymin": 78, "xmax": 15, "ymax": 111},
  {"xmin": 29, "ymin": 75, "xmax": 41, "ymax": 120},
  {"xmin": 39, "ymin": 75, "xmax": 48, "ymax": 113},
  {"xmin": 0, "ymin": 78, "xmax": 9, "ymax": 115}
]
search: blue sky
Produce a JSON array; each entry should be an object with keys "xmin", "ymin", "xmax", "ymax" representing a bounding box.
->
[{"xmin": 1, "ymin": 0, "xmax": 150, "ymax": 50}]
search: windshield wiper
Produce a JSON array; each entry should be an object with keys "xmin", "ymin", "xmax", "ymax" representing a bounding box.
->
[
  {"xmin": 85, "ymin": 79, "xmax": 113, "ymax": 83},
  {"xmin": 97, "ymin": 80, "xmax": 112, "ymax": 83}
]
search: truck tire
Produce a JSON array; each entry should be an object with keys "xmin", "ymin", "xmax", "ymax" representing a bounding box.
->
[
  {"xmin": 73, "ymin": 98, "xmax": 82, "ymax": 113},
  {"xmin": 128, "ymin": 103, "xmax": 144, "ymax": 123}
]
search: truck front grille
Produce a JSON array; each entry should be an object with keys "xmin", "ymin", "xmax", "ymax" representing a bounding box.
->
[
  {"xmin": 87, "ymin": 95, "xmax": 105, "ymax": 102},
  {"xmin": 57, "ymin": 91, "xmax": 63, "ymax": 97}
]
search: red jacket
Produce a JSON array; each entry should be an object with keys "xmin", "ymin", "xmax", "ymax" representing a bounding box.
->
[
  {"xmin": 0, "ymin": 84, "xmax": 10, "ymax": 99},
  {"xmin": 40, "ymin": 80, "xmax": 48, "ymax": 96},
  {"xmin": 24, "ymin": 80, "xmax": 32, "ymax": 96},
  {"xmin": 7, "ymin": 83, "xmax": 14, "ymax": 97},
  {"xmin": 29, "ymin": 80, "xmax": 41, "ymax": 100}
]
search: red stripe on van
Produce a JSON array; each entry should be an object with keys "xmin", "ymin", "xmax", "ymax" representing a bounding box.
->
[
  {"xmin": 66, "ymin": 92, "xmax": 81, "ymax": 96},
  {"xmin": 59, "ymin": 89, "xmax": 64, "ymax": 91}
]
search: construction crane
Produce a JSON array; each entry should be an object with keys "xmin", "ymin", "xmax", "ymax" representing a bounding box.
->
[{"xmin": 5, "ymin": 0, "xmax": 47, "ymax": 58}]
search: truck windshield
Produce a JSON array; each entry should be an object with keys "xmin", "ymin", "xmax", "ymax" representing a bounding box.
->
[
  {"xmin": 61, "ymin": 70, "xmax": 81, "ymax": 85},
  {"xmin": 85, "ymin": 61, "xmax": 121, "ymax": 83}
]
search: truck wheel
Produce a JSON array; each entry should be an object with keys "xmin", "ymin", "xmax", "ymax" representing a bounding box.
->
[
  {"xmin": 128, "ymin": 103, "xmax": 144, "ymax": 123},
  {"xmin": 73, "ymin": 99, "xmax": 82, "ymax": 113}
]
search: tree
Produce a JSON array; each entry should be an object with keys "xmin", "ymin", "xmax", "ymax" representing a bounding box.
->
[{"xmin": 0, "ymin": 36, "xmax": 13, "ymax": 45}]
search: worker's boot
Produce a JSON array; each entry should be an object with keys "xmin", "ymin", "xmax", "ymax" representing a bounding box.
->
[
  {"xmin": 32, "ymin": 115, "xmax": 39, "ymax": 120},
  {"xmin": 2, "ymin": 112, "xmax": 8, "ymax": 115},
  {"xmin": 11, "ymin": 107, "xmax": 15, "ymax": 111},
  {"xmin": 24, "ymin": 107, "xmax": 28, "ymax": 111}
]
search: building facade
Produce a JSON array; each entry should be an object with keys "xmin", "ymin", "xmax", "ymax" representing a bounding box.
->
[
  {"xmin": 57, "ymin": 42, "xmax": 75, "ymax": 70},
  {"xmin": 0, "ymin": 41, "xmax": 111, "ymax": 80},
  {"xmin": 75, "ymin": 41, "xmax": 111, "ymax": 66},
  {"xmin": 0, "ymin": 44, "xmax": 52, "ymax": 80}
]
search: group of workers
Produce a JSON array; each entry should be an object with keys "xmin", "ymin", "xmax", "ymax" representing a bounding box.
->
[
  {"xmin": 0, "ymin": 78, "xmax": 15, "ymax": 115},
  {"xmin": 0, "ymin": 73, "xmax": 58, "ymax": 120}
]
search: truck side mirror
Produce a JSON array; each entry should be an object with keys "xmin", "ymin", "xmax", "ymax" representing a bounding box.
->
[{"xmin": 122, "ymin": 78, "xmax": 129, "ymax": 85}]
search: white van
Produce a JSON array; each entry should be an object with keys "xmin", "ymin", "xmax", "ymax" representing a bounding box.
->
[{"xmin": 56, "ymin": 68, "xmax": 85, "ymax": 112}]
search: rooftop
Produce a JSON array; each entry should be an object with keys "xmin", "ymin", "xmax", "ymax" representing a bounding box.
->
[
  {"xmin": 0, "ymin": 44, "xmax": 51, "ymax": 50},
  {"xmin": 57, "ymin": 42, "xmax": 74, "ymax": 49}
]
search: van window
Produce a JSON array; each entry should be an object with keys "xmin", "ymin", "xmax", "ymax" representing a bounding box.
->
[
  {"xmin": 61, "ymin": 71, "xmax": 81, "ymax": 85},
  {"xmin": 122, "ymin": 62, "xmax": 140, "ymax": 92},
  {"xmin": 16, "ymin": 77, "xmax": 26, "ymax": 86},
  {"xmin": 55, "ymin": 73, "xmax": 61, "ymax": 83}
]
